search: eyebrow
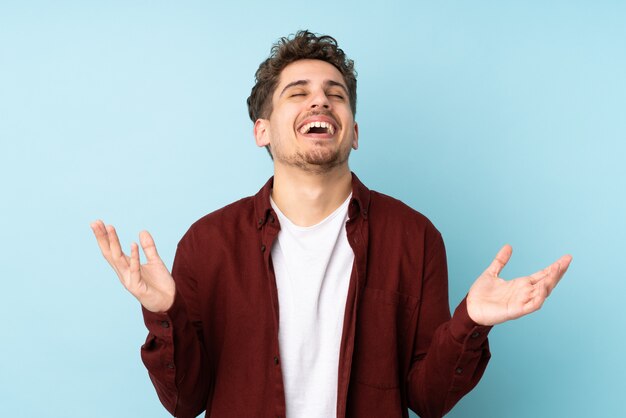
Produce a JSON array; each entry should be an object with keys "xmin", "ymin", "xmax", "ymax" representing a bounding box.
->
[{"xmin": 279, "ymin": 79, "xmax": 349, "ymax": 97}]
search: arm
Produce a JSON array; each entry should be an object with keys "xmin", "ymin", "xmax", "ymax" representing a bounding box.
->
[
  {"xmin": 407, "ymin": 234, "xmax": 492, "ymax": 418},
  {"xmin": 91, "ymin": 221, "xmax": 210, "ymax": 417},
  {"xmin": 140, "ymin": 245, "xmax": 211, "ymax": 418},
  {"xmin": 407, "ymin": 238, "xmax": 572, "ymax": 417}
]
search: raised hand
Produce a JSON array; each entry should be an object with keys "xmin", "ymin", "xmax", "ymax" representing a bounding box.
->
[
  {"xmin": 90, "ymin": 220, "xmax": 175, "ymax": 313},
  {"xmin": 466, "ymin": 245, "xmax": 572, "ymax": 326}
]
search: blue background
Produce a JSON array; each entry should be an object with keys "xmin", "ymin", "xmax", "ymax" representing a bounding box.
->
[{"xmin": 1, "ymin": 1, "xmax": 624, "ymax": 417}]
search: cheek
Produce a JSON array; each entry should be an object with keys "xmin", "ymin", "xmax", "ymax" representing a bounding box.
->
[
  {"xmin": 269, "ymin": 119, "xmax": 294, "ymax": 143},
  {"xmin": 272, "ymin": 108, "xmax": 296, "ymax": 128}
]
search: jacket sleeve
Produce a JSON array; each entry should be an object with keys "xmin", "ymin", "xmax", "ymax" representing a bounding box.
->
[
  {"xmin": 407, "ymin": 232, "xmax": 492, "ymax": 418},
  {"xmin": 140, "ymin": 241, "xmax": 211, "ymax": 418}
]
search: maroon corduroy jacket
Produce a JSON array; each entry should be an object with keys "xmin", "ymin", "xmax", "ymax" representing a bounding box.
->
[{"xmin": 141, "ymin": 174, "xmax": 492, "ymax": 418}]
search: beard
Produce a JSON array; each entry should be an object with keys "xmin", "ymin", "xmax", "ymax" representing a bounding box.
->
[{"xmin": 274, "ymin": 141, "xmax": 352, "ymax": 174}]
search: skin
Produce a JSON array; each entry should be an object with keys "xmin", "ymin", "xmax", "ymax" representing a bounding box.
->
[
  {"xmin": 91, "ymin": 221, "xmax": 174, "ymax": 313},
  {"xmin": 91, "ymin": 58, "xmax": 572, "ymax": 324},
  {"xmin": 467, "ymin": 244, "xmax": 571, "ymax": 325},
  {"xmin": 254, "ymin": 59, "xmax": 358, "ymax": 226}
]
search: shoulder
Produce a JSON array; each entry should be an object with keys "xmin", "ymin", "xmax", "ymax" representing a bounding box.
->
[
  {"xmin": 178, "ymin": 195, "xmax": 257, "ymax": 250},
  {"xmin": 365, "ymin": 189, "xmax": 446, "ymax": 274},
  {"xmin": 368, "ymin": 189, "xmax": 440, "ymax": 237}
]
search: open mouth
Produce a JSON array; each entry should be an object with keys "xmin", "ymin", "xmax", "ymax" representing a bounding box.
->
[{"xmin": 298, "ymin": 121, "xmax": 336, "ymax": 135}]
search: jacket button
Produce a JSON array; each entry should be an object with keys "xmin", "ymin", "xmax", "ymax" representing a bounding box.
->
[
  {"xmin": 166, "ymin": 363, "xmax": 175, "ymax": 369},
  {"xmin": 455, "ymin": 367, "xmax": 463, "ymax": 374},
  {"xmin": 471, "ymin": 331, "xmax": 480, "ymax": 339},
  {"xmin": 274, "ymin": 356, "xmax": 279, "ymax": 365},
  {"xmin": 160, "ymin": 321, "xmax": 170, "ymax": 328},
  {"xmin": 261, "ymin": 244, "xmax": 266, "ymax": 252}
]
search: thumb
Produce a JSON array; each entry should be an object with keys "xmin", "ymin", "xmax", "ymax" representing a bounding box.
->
[
  {"xmin": 139, "ymin": 230, "xmax": 161, "ymax": 262},
  {"xmin": 485, "ymin": 244, "xmax": 513, "ymax": 277}
]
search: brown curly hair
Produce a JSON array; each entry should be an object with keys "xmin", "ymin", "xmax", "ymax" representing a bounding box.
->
[{"xmin": 247, "ymin": 30, "xmax": 357, "ymax": 123}]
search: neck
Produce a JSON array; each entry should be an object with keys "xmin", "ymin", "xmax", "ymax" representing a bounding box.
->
[{"xmin": 272, "ymin": 163, "xmax": 353, "ymax": 227}]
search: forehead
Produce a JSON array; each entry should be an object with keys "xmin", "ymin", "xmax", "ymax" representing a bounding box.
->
[{"xmin": 276, "ymin": 59, "xmax": 346, "ymax": 90}]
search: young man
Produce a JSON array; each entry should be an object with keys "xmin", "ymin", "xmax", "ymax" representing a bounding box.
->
[{"xmin": 91, "ymin": 31, "xmax": 572, "ymax": 418}]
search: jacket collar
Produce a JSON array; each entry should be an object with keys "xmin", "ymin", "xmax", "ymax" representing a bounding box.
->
[{"xmin": 253, "ymin": 172, "xmax": 371, "ymax": 229}]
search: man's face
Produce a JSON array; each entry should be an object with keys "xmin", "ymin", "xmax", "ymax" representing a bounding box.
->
[{"xmin": 254, "ymin": 59, "xmax": 358, "ymax": 173}]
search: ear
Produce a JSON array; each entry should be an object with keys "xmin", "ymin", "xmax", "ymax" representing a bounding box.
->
[
  {"xmin": 352, "ymin": 122, "xmax": 359, "ymax": 150},
  {"xmin": 254, "ymin": 119, "xmax": 271, "ymax": 147}
]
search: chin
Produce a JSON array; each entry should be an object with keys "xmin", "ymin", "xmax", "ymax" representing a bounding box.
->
[
  {"xmin": 274, "ymin": 145, "xmax": 352, "ymax": 173},
  {"xmin": 302, "ymin": 149, "xmax": 351, "ymax": 170}
]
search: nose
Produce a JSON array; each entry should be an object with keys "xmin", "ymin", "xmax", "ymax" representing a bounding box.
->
[{"xmin": 309, "ymin": 89, "xmax": 331, "ymax": 110}]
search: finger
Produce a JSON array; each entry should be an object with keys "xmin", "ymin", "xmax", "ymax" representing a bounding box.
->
[
  {"xmin": 486, "ymin": 244, "xmax": 513, "ymax": 277},
  {"xmin": 106, "ymin": 224, "xmax": 130, "ymax": 269},
  {"xmin": 522, "ymin": 291, "xmax": 545, "ymax": 315},
  {"xmin": 106, "ymin": 224, "xmax": 123, "ymax": 258},
  {"xmin": 529, "ymin": 254, "xmax": 572, "ymax": 289},
  {"xmin": 90, "ymin": 220, "xmax": 113, "ymax": 260},
  {"xmin": 528, "ymin": 265, "xmax": 551, "ymax": 285},
  {"xmin": 545, "ymin": 254, "xmax": 572, "ymax": 293},
  {"xmin": 127, "ymin": 242, "xmax": 140, "ymax": 291},
  {"xmin": 558, "ymin": 254, "xmax": 573, "ymax": 275},
  {"xmin": 139, "ymin": 230, "xmax": 161, "ymax": 263}
]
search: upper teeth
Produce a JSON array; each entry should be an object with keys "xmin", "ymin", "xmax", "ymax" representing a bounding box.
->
[{"xmin": 299, "ymin": 121, "xmax": 335, "ymax": 135}]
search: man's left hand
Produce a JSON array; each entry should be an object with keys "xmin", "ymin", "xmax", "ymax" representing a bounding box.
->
[{"xmin": 466, "ymin": 245, "xmax": 572, "ymax": 326}]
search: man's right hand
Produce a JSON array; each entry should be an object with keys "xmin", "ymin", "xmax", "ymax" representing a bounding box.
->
[{"xmin": 90, "ymin": 220, "xmax": 175, "ymax": 313}]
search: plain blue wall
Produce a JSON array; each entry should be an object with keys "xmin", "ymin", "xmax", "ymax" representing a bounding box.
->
[{"xmin": 1, "ymin": 1, "xmax": 624, "ymax": 417}]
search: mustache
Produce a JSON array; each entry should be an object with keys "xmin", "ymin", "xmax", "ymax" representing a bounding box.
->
[{"xmin": 297, "ymin": 110, "xmax": 340, "ymax": 127}]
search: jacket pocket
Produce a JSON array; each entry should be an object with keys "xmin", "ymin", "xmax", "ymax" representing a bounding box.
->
[{"xmin": 352, "ymin": 287, "xmax": 419, "ymax": 389}]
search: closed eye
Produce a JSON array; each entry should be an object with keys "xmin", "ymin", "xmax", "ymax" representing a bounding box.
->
[{"xmin": 327, "ymin": 90, "xmax": 345, "ymax": 99}]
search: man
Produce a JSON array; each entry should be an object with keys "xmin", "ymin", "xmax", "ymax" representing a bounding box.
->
[{"xmin": 91, "ymin": 30, "xmax": 572, "ymax": 418}]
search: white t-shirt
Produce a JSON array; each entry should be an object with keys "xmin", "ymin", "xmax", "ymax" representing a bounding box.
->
[{"xmin": 270, "ymin": 195, "xmax": 354, "ymax": 418}]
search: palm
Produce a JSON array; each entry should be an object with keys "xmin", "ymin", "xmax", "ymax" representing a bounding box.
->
[
  {"xmin": 132, "ymin": 253, "xmax": 174, "ymax": 312},
  {"xmin": 91, "ymin": 220, "xmax": 175, "ymax": 313},
  {"xmin": 467, "ymin": 245, "xmax": 572, "ymax": 326}
]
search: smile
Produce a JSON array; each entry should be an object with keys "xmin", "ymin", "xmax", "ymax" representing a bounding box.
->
[{"xmin": 298, "ymin": 121, "xmax": 336, "ymax": 135}]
